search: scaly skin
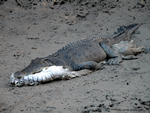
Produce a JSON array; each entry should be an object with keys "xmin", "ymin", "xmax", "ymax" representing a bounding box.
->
[{"xmin": 10, "ymin": 23, "xmax": 144, "ymax": 86}]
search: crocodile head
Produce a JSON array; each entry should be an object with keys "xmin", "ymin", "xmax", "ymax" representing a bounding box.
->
[{"xmin": 10, "ymin": 57, "xmax": 53, "ymax": 86}]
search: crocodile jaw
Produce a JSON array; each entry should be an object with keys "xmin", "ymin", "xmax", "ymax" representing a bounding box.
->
[{"xmin": 10, "ymin": 66, "xmax": 73, "ymax": 87}]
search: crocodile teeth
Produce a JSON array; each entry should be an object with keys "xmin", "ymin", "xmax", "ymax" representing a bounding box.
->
[
  {"xmin": 10, "ymin": 73, "xmax": 15, "ymax": 84},
  {"xmin": 10, "ymin": 66, "xmax": 76, "ymax": 86}
]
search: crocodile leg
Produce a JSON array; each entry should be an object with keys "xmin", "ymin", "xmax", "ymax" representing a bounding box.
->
[
  {"xmin": 121, "ymin": 55, "xmax": 138, "ymax": 60},
  {"xmin": 118, "ymin": 46, "xmax": 145, "ymax": 55},
  {"xmin": 118, "ymin": 45, "xmax": 145, "ymax": 60},
  {"xmin": 73, "ymin": 61, "xmax": 106, "ymax": 71},
  {"xmin": 99, "ymin": 42, "xmax": 122, "ymax": 65},
  {"xmin": 111, "ymin": 40, "xmax": 145, "ymax": 60},
  {"xmin": 68, "ymin": 69, "xmax": 92, "ymax": 78},
  {"xmin": 57, "ymin": 69, "xmax": 93, "ymax": 80}
]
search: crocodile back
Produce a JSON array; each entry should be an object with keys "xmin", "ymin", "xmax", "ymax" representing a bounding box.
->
[{"xmin": 51, "ymin": 37, "xmax": 106, "ymax": 65}]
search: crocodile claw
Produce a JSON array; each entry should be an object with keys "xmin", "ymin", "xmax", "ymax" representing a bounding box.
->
[{"xmin": 107, "ymin": 57, "xmax": 122, "ymax": 65}]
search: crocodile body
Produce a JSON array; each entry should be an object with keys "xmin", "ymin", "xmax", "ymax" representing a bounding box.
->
[{"xmin": 10, "ymin": 23, "xmax": 144, "ymax": 86}]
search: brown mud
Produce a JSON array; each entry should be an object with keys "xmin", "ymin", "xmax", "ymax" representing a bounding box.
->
[{"xmin": 0, "ymin": 0, "xmax": 150, "ymax": 113}]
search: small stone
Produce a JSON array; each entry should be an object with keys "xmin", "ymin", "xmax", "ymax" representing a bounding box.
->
[
  {"xmin": 109, "ymin": 104, "xmax": 114, "ymax": 107},
  {"xmin": 131, "ymin": 67, "xmax": 140, "ymax": 70}
]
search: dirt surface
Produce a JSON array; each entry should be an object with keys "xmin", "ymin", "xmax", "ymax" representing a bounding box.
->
[{"xmin": 0, "ymin": 0, "xmax": 150, "ymax": 113}]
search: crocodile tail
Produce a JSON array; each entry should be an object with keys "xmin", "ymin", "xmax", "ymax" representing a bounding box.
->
[
  {"xmin": 127, "ymin": 23, "xmax": 142, "ymax": 36},
  {"xmin": 107, "ymin": 23, "xmax": 142, "ymax": 45}
]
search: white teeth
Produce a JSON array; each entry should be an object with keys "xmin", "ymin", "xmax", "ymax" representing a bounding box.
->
[
  {"xmin": 23, "ymin": 76, "xmax": 29, "ymax": 81},
  {"xmin": 28, "ymin": 75, "xmax": 33, "ymax": 80},
  {"xmin": 23, "ymin": 76, "xmax": 29, "ymax": 85},
  {"xmin": 10, "ymin": 73, "xmax": 15, "ymax": 83},
  {"xmin": 43, "ymin": 72, "xmax": 53, "ymax": 82},
  {"xmin": 11, "ymin": 73, "xmax": 14, "ymax": 78},
  {"xmin": 10, "ymin": 77, "xmax": 15, "ymax": 84},
  {"xmin": 19, "ymin": 78, "xmax": 24, "ymax": 83},
  {"xmin": 32, "ymin": 75, "xmax": 38, "ymax": 82},
  {"xmin": 36, "ymin": 74, "xmax": 43, "ymax": 82},
  {"xmin": 42, "ymin": 74, "xmax": 47, "ymax": 82},
  {"xmin": 15, "ymin": 80, "xmax": 19, "ymax": 84},
  {"xmin": 11, "ymin": 66, "xmax": 74, "ymax": 86},
  {"xmin": 46, "ymin": 73, "xmax": 53, "ymax": 81}
]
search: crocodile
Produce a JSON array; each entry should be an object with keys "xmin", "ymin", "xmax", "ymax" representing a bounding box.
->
[{"xmin": 10, "ymin": 23, "xmax": 145, "ymax": 87}]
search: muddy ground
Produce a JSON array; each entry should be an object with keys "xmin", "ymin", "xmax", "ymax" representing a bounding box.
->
[{"xmin": 0, "ymin": 0, "xmax": 150, "ymax": 113}]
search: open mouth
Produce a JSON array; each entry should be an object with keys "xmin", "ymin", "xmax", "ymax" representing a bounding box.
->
[
  {"xmin": 10, "ymin": 66, "xmax": 78, "ymax": 87},
  {"xmin": 10, "ymin": 73, "xmax": 40, "ymax": 87}
]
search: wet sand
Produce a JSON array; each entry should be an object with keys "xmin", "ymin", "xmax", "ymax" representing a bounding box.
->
[{"xmin": 0, "ymin": 0, "xmax": 150, "ymax": 113}]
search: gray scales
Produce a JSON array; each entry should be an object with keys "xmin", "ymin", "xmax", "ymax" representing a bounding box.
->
[{"xmin": 10, "ymin": 23, "xmax": 145, "ymax": 87}]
